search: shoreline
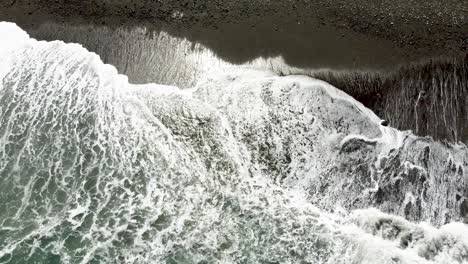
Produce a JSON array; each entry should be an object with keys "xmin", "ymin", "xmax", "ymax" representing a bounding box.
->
[
  {"xmin": 1, "ymin": 0, "xmax": 466, "ymax": 70},
  {"xmin": 0, "ymin": 1, "xmax": 466, "ymax": 143}
]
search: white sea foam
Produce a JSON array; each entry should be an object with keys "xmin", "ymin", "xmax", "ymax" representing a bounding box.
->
[{"xmin": 0, "ymin": 22, "xmax": 466, "ymax": 264}]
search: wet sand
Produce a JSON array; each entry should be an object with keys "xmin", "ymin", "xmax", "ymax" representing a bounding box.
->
[{"xmin": 1, "ymin": 0, "xmax": 466, "ymax": 70}]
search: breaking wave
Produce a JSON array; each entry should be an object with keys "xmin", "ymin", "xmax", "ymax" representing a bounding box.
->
[{"xmin": 0, "ymin": 22, "xmax": 467, "ymax": 264}]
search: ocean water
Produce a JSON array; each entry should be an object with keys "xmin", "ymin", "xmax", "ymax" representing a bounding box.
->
[{"xmin": 0, "ymin": 22, "xmax": 467, "ymax": 264}]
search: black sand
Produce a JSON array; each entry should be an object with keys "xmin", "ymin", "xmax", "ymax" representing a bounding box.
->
[{"xmin": 1, "ymin": 0, "xmax": 467, "ymax": 70}]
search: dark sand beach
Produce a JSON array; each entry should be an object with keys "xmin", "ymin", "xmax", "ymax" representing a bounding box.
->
[{"xmin": 1, "ymin": 0, "xmax": 467, "ymax": 69}]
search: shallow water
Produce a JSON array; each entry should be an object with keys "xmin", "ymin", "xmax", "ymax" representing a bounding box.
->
[
  {"xmin": 0, "ymin": 22, "xmax": 467, "ymax": 264},
  {"xmin": 24, "ymin": 22, "xmax": 468, "ymax": 144}
]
